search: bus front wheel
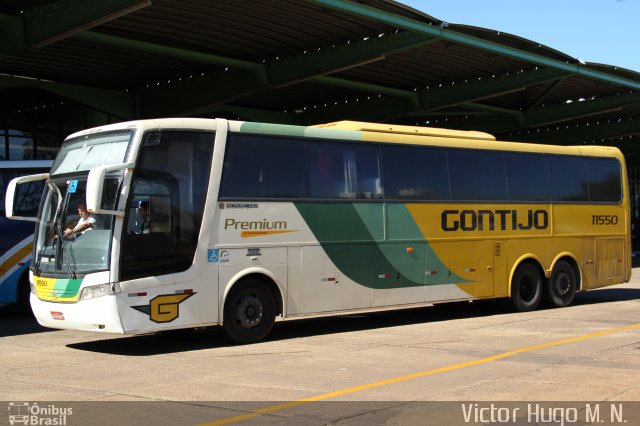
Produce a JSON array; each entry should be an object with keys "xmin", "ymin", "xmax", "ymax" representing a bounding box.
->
[
  {"xmin": 223, "ymin": 280, "xmax": 275, "ymax": 344},
  {"xmin": 510, "ymin": 263, "xmax": 542, "ymax": 312},
  {"xmin": 543, "ymin": 260, "xmax": 577, "ymax": 308}
]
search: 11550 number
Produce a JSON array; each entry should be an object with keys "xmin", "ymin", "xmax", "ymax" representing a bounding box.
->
[{"xmin": 592, "ymin": 215, "xmax": 619, "ymax": 225}]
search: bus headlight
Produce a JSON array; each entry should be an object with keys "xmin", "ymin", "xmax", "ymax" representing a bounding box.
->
[{"xmin": 79, "ymin": 284, "xmax": 111, "ymax": 300}]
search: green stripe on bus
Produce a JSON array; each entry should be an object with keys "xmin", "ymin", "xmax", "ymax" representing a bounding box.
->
[
  {"xmin": 239, "ymin": 122, "xmax": 307, "ymax": 137},
  {"xmin": 294, "ymin": 203, "xmax": 469, "ymax": 288},
  {"xmin": 53, "ymin": 278, "xmax": 83, "ymax": 297},
  {"xmin": 239, "ymin": 122, "xmax": 362, "ymax": 141}
]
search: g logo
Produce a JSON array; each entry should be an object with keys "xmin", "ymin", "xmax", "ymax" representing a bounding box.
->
[{"xmin": 149, "ymin": 293, "xmax": 194, "ymax": 323}]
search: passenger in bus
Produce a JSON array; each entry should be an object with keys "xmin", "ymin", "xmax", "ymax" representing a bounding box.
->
[
  {"xmin": 63, "ymin": 203, "xmax": 96, "ymax": 237},
  {"xmin": 129, "ymin": 200, "xmax": 151, "ymax": 235}
]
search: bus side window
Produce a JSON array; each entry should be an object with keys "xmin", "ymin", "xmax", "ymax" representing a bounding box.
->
[
  {"xmin": 308, "ymin": 142, "xmax": 382, "ymax": 199},
  {"xmin": 220, "ymin": 134, "xmax": 307, "ymax": 199},
  {"xmin": 120, "ymin": 130, "xmax": 213, "ymax": 281},
  {"xmin": 11, "ymin": 178, "xmax": 45, "ymax": 217},
  {"xmin": 548, "ymin": 155, "xmax": 589, "ymax": 202},
  {"xmin": 381, "ymin": 145, "xmax": 449, "ymax": 200},
  {"xmin": 586, "ymin": 158, "xmax": 621, "ymax": 202}
]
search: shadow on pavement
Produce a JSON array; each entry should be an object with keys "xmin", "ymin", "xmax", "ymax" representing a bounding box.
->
[
  {"xmin": 36, "ymin": 270, "xmax": 640, "ymax": 355},
  {"xmin": 573, "ymin": 287, "xmax": 640, "ymax": 305},
  {"xmin": 66, "ymin": 301, "xmax": 514, "ymax": 356},
  {"xmin": 0, "ymin": 305, "xmax": 51, "ymax": 337}
]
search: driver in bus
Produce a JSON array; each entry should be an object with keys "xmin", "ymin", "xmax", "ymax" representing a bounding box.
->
[
  {"xmin": 63, "ymin": 203, "xmax": 96, "ymax": 237},
  {"xmin": 128, "ymin": 200, "xmax": 151, "ymax": 235}
]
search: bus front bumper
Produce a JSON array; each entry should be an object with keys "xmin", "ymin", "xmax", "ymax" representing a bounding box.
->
[{"xmin": 30, "ymin": 293, "xmax": 124, "ymax": 333}]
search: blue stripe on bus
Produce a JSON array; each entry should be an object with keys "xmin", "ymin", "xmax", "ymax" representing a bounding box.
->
[
  {"xmin": 0, "ymin": 218, "xmax": 35, "ymax": 255},
  {"xmin": 0, "ymin": 262, "xmax": 29, "ymax": 304}
]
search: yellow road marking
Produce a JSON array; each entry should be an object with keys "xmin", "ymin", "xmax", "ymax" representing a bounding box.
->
[{"xmin": 201, "ymin": 322, "xmax": 640, "ymax": 426}]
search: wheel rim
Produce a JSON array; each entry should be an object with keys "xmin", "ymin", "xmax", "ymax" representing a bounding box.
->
[
  {"xmin": 235, "ymin": 294, "xmax": 264, "ymax": 330},
  {"xmin": 519, "ymin": 274, "xmax": 537, "ymax": 302},
  {"xmin": 554, "ymin": 271, "xmax": 572, "ymax": 297}
]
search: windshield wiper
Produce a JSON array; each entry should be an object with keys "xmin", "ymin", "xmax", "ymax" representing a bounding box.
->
[
  {"xmin": 54, "ymin": 221, "xmax": 64, "ymax": 272},
  {"xmin": 63, "ymin": 239, "xmax": 78, "ymax": 280}
]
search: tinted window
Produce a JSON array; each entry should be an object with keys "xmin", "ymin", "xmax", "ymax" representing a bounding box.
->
[
  {"xmin": 220, "ymin": 135, "xmax": 307, "ymax": 199},
  {"xmin": 547, "ymin": 156, "xmax": 588, "ymax": 202},
  {"xmin": 382, "ymin": 145, "xmax": 449, "ymax": 200},
  {"xmin": 0, "ymin": 169, "xmax": 47, "ymax": 215},
  {"xmin": 448, "ymin": 150, "xmax": 507, "ymax": 201},
  {"xmin": 308, "ymin": 142, "xmax": 381, "ymax": 199},
  {"xmin": 505, "ymin": 153, "xmax": 550, "ymax": 201},
  {"xmin": 587, "ymin": 158, "xmax": 621, "ymax": 202},
  {"xmin": 121, "ymin": 131, "xmax": 214, "ymax": 280}
]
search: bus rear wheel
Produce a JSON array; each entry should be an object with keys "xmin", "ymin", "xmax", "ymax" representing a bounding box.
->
[
  {"xmin": 543, "ymin": 260, "xmax": 577, "ymax": 308},
  {"xmin": 223, "ymin": 280, "xmax": 275, "ymax": 344},
  {"xmin": 510, "ymin": 263, "xmax": 542, "ymax": 312}
]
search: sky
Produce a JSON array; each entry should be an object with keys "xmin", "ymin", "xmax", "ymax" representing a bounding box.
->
[{"xmin": 401, "ymin": 0, "xmax": 640, "ymax": 72}]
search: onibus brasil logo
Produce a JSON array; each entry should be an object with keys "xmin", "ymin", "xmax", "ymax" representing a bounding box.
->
[{"xmin": 8, "ymin": 402, "xmax": 72, "ymax": 425}]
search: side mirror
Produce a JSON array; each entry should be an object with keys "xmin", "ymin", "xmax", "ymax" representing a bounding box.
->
[
  {"xmin": 5, "ymin": 173, "xmax": 49, "ymax": 222},
  {"xmin": 86, "ymin": 162, "xmax": 135, "ymax": 216}
]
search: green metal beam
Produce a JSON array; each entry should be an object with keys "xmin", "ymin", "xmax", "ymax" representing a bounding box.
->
[
  {"xmin": 407, "ymin": 115, "xmax": 520, "ymax": 134},
  {"xmin": 463, "ymin": 102, "xmax": 524, "ymax": 125},
  {"xmin": 0, "ymin": 14, "xmax": 26, "ymax": 56},
  {"xmin": 419, "ymin": 68, "xmax": 569, "ymax": 111},
  {"xmin": 182, "ymin": 104, "xmax": 294, "ymax": 124},
  {"xmin": 299, "ymin": 75, "xmax": 421, "ymax": 124},
  {"xmin": 504, "ymin": 119, "xmax": 640, "ymax": 145},
  {"xmin": 0, "ymin": 1, "xmax": 150, "ymax": 56},
  {"xmin": 525, "ymin": 92, "xmax": 640, "ymax": 128},
  {"xmin": 302, "ymin": 67, "xmax": 567, "ymax": 124},
  {"xmin": 525, "ymin": 78, "xmax": 567, "ymax": 112},
  {"xmin": 305, "ymin": 0, "xmax": 640, "ymax": 90},
  {"xmin": 316, "ymin": 76, "xmax": 418, "ymax": 103},
  {"xmin": 140, "ymin": 31, "xmax": 431, "ymax": 117},
  {"xmin": 413, "ymin": 91, "xmax": 640, "ymax": 135},
  {"xmin": 74, "ymin": 31, "xmax": 265, "ymax": 76},
  {"xmin": 268, "ymin": 31, "xmax": 435, "ymax": 86},
  {"xmin": 300, "ymin": 95, "xmax": 417, "ymax": 125},
  {"xmin": 142, "ymin": 69, "xmax": 266, "ymax": 117},
  {"xmin": 0, "ymin": 74, "xmax": 132, "ymax": 118},
  {"xmin": 26, "ymin": 0, "xmax": 151, "ymax": 47}
]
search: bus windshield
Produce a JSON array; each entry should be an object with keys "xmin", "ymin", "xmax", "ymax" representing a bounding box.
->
[
  {"xmin": 50, "ymin": 130, "xmax": 132, "ymax": 176},
  {"xmin": 32, "ymin": 129, "xmax": 132, "ymax": 277},
  {"xmin": 33, "ymin": 176, "xmax": 121, "ymax": 277}
]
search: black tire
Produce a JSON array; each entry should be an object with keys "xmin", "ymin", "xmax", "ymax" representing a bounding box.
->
[
  {"xmin": 510, "ymin": 262, "xmax": 542, "ymax": 312},
  {"xmin": 223, "ymin": 280, "xmax": 275, "ymax": 344},
  {"xmin": 543, "ymin": 260, "xmax": 577, "ymax": 308}
]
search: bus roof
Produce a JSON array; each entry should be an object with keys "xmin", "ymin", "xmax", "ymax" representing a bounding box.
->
[
  {"xmin": 63, "ymin": 118, "xmax": 624, "ymax": 162},
  {"xmin": 314, "ymin": 121, "xmax": 496, "ymax": 141}
]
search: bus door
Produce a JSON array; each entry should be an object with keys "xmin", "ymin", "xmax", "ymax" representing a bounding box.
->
[
  {"xmin": 594, "ymin": 237, "xmax": 626, "ymax": 287},
  {"xmin": 473, "ymin": 240, "xmax": 495, "ymax": 297},
  {"xmin": 117, "ymin": 130, "xmax": 216, "ymax": 330},
  {"xmin": 582, "ymin": 238, "xmax": 596, "ymax": 289},
  {"xmin": 121, "ymin": 175, "xmax": 177, "ymax": 282}
]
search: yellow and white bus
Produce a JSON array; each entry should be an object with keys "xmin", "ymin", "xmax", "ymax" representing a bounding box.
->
[{"xmin": 5, "ymin": 118, "xmax": 630, "ymax": 343}]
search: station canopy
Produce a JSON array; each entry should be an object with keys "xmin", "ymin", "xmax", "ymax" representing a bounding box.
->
[{"xmin": 1, "ymin": 0, "xmax": 639, "ymax": 154}]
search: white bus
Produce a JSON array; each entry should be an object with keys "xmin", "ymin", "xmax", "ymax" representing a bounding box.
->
[{"xmin": 6, "ymin": 118, "xmax": 630, "ymax": 343}]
